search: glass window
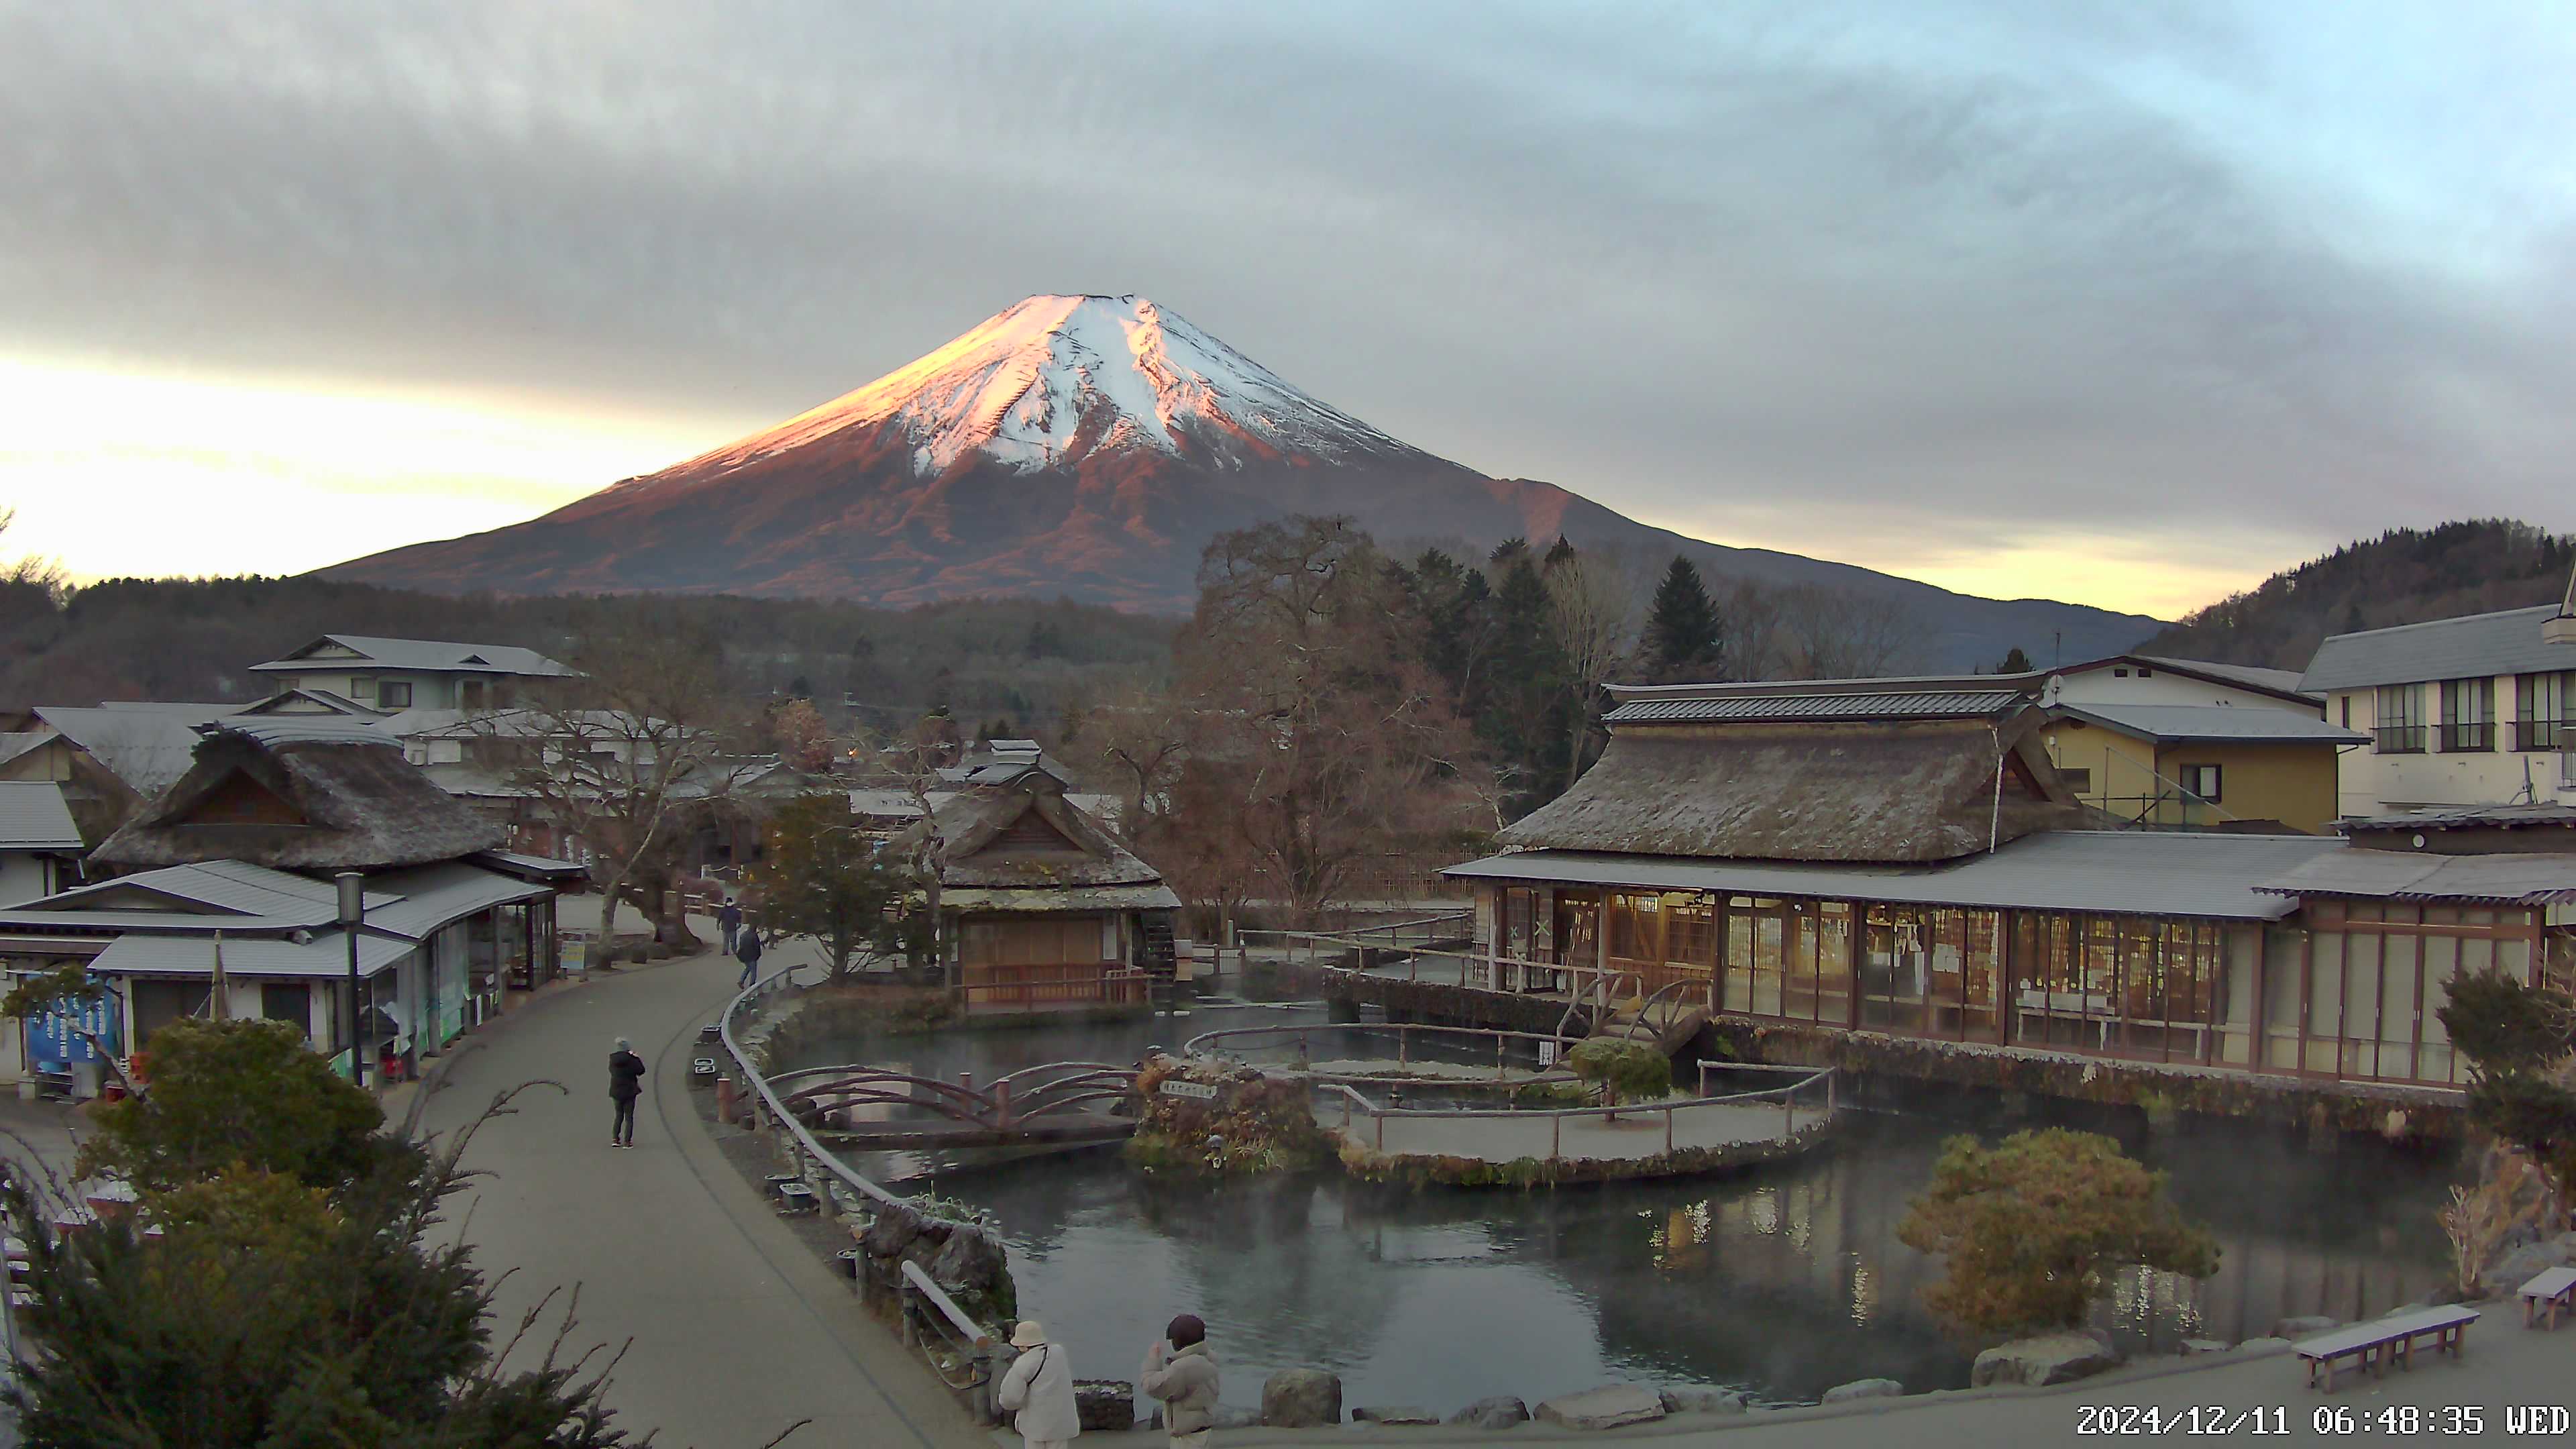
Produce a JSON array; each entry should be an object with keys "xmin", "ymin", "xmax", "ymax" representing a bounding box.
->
[
  {"xmin": 2439, "ymin": 678, "xmax": 2493, "ymax": 752},
  {"xmin": 2516, "ymin": 671, "xmax": 2575, "ymax": 751},
  {"xmin": 2178, "ymin": 764, "xmax": 2222, "ymax": 803},
  {"xmin": 2374, "ymin": 684, "xmax": 2425, "ymax": 753}
]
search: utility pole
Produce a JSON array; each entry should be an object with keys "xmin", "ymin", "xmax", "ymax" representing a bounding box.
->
[{"xmin": 337, "ymin": 871, "xmax": 366, "ymax": 1087}]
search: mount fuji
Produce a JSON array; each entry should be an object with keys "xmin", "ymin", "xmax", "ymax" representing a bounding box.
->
[{"xmin": 324, "ymin": 294, "xmax": 2160, "ymax": 667}]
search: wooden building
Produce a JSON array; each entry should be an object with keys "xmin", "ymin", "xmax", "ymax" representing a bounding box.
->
[
  {"xmin": 900, "ymin": 760, "xmax": 1178, "ymax": 1010},
  {"xmin": 1448, "ymin": 680, "xmax": 2576, "ymax": 1093}
]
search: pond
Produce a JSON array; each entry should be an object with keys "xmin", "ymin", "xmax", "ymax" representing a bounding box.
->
[{"xmin": 778, "ymin": 1002, "xmax": 2463, "ymax": 1414}]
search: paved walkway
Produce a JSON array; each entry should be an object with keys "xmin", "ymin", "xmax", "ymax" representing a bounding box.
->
[{"xmin": 417, "ymin": 938, "xmax": 987, "ymax": 1449}]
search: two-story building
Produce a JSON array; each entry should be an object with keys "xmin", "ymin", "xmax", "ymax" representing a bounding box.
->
[
  {"xmin": 2039, "ymin": 654, "xmax": 2361, "ymax": 834},
  {"xmin": 2302, "ymin": 600, "xmax": 2576, "ymax": 818},
  {"xmin": 248, "ymin": 634, "xmax": 572, "ymax": 712}
]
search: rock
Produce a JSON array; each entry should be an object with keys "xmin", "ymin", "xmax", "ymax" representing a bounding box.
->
[
  {"xmin": 1535, "ymin": 1385, "xmax": 1667, "ymax": 1431},
  {"xmin": 1821, "ymin": 1378, "xmax": 1904, "ymax": 1403},
  {"xmin": 2178, "ymin": 1338, "xmax": 2231, "ymax": 1356},
  {"xmin": 1659, "ymin": 1387, "xmax": 1749, "ymax": 1414},
  {"xmin": 927, "ymin": 1223, "xmax": 1009, "ymax": 1295},
  {"xmin": 1261, "ymin": 1368, "xmax": 1343, "ymax": 1428},
  {"xmin": 2483, "ymin": 1242, "xmax": 2571, "ymax": 1293},
  {"xmin": 1212, "ymin": 1405, "xmax": 1264, "ymax": 1430},
  {"xmin": 1352, "ymin": 1405, "xmax": 1440, "ymax": 1425},
  {"xmin": 2237, "ymin": 1337, "xmax": 2294, "ymax": 1353},
  {"xmin": 1072, "ymin": 1381, "xmax": 1134, "ymax": 1432},
  {"xmin": 1448, "ymin": 1397, "xmax": 1532, "ymax": 1430},
  {"xmin": 2272, "ymin": 1315, "xmax": 2341, "ymax": 1340},
  {"xmin": 860, "ymin": 1203, "xmax": 922, "ymax": 1258},
  {"xmin": 1969, "ymin": 1332, "xmax": 2121, "ymax": 1389}
]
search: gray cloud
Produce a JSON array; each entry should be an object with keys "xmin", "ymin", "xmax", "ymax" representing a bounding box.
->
[{"xmin": 4, "ymin": 0, "xmax": 2571, "ymax": 606}]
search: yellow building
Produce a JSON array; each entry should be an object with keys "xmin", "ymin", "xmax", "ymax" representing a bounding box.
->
[{"xmin": 2041, "ymin": 704, "xmax": 2361, "ymax": 835}]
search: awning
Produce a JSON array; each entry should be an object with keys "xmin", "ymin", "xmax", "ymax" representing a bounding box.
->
[{"xmin": 2256, "ymin": 849, "xmax": 2576, "ymax": 906}]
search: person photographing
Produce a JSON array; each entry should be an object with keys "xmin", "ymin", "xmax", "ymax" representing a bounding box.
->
[{"xmin": 1139, "ymin": 1313, "xmax": 1218, "ymax": 1447}]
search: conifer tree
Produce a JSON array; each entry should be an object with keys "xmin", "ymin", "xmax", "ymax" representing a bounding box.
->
[{"xmin": 1642, "ymin": 555, "xmax": 1725, "ymax": 683}]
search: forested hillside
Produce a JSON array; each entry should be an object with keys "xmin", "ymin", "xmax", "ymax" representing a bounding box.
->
[
  {"xmin": 2141, "ymin": 521, "xmax": 2574, "ymax": 671},
  {"xmin": 0, "ymin": 574, "xmax": 1175, "ymax": 735}
]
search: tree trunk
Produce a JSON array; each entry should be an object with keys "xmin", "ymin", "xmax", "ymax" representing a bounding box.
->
[{"xmin": 594, "ymin": 866, "xmax": 627, "ymax": 965}]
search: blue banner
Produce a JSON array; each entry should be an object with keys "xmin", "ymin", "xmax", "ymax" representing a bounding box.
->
[{"xmin": 26, "ymin": 989, "xmax": 120, "ymax": 1066}]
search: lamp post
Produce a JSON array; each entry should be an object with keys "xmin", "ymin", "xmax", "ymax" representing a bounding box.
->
[{"xmin": 337, "ymin": 871, "xmax": 366, "ymax": 1088}]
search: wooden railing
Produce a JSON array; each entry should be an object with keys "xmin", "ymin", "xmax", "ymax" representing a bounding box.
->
[
  {"xmin": 1313, "ymin": 1061, "xmax": 1837, "ymax": 1162},
  {"xmin": 956, "ymin": 964, "xmax": 1148, "ymax": 1009}
]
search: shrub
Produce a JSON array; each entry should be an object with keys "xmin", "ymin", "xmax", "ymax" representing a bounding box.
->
[
  {"xmin": 1898, "ymin": 1128, "xmax": 2220, "ymax": 1338},
  {"xmin": 1566, "ymin": 1039, "xmax": 1672, "ymax": 1109}
]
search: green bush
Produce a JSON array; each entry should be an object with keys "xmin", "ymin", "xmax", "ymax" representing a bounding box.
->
[{"xmin": 1566, "ymin": 1039, "xmax": 1672, "ymax": 1106}]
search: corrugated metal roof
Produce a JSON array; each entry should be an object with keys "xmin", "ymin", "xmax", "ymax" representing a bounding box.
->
[
  {"xmin": 1444, "ymin": 831, "xmax": 2349, "ymax": 920},
  {"xmin": 32, "ymin": 705, "xmax": 230, "ymax": 795},
  {"xmin": 2301, "ymin": 605, "xmax": 2576, "ymax": 692},
  {"xmin": 2257, "ymin": 849, "xmax": 2576, "ymax": 905},
  {"xmin": 1604, "ymin": 691, "xmax": 2026, "ymax": 724},
  {"xmin": 4, "ymin": 861, "xmax": 396, "ymax": 930},
  {"xmin": 251, "ymin": 634, "xmax": 572, "ymax": 677},
  {"xmin": 2051, "ymin": 704, "xmax": 2367, "ymax": 744},
  {"xmin": 0, "ymin": 782, "xmax": 82, "ymax": 850},
  {"xmin": 88, "ymin": 929, "xmax": 414, "ymax": 979},
  {"xmin": 361, "ymin": 863, "xmax": 550, "ymax": 940},
  {"xmin": 2129, "ymin": 655, "xmax": 2318, "ymax": 699},
  {"xmin": 2341, "ymin": 804, "xmax": 2576, "ymax": 832}
]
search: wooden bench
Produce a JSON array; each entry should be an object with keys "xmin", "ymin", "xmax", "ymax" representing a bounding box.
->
[
  {"xmin": 2296, "ymin": 1306, "xmax": 2479, "ymax": 1391},
  {"xmin": 2522, "ymin": 1267, "xmax": 2576, "ymax": 1329}
]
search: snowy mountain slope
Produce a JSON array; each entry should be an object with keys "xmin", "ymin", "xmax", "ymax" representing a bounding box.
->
[{"xmin": 325, "ymin": 294, "xmax": 2161, "ymax": 669}]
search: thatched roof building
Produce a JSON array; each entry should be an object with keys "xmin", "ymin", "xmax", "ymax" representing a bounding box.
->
[
  {"xmin": 904, "ymin": 763, "xmax": 1179, "ymax": 910},
  {"xmin": 1500, "ymin": 684, "xmax": 2080, "ymax": 865},
  {"xmin": 93, "ymin": 719, "xmax": 504, "ymax": 872}
]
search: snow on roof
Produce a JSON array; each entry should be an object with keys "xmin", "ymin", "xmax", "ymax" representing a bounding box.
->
[
  {"xmin": 250, "ymin": 634, "xmax": 572, "ymax": 677},
  {"xmin": 662, "ymin": 294, "xmax": 1429, "ymax": 481}
]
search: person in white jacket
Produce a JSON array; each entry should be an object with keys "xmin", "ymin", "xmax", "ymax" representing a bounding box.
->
[{"xmin": 997, "ymin": 1320, "xmax": 1081, "ymax": 1448}]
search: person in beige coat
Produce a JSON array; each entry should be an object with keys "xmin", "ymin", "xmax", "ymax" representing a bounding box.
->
[
  {"xmin": 1139, "ymin": 1313, "xmax": 1220, "ymax": 1448},
  {"xmin": 997, "ymin": 1320, "xmax": 1081, "ymax": 1448}
]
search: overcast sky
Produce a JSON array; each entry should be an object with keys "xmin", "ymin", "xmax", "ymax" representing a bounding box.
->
[{"xmin": 5, "ymin": 0, "xmax": 2571, "ymax": 617}]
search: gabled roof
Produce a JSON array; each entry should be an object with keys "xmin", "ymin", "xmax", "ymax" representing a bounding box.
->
[
  {"xmin": 231, "ymin": 688, "xmax": 386, "ymax": 719},
  {"xmin": 250, "ymin": 634, "xmax": 572, "ymax": 678},
  {"xmin": 31, "ymin": 704, "xmax": 235, "ymax": 796},
  {"xmin": 904, "ymin": 769, "xmax": 1167, "ymax": 894},
  {"xmin": 2048, "ymin": 703, "xmax": 2367, "ymax": 745},
  {"xmin": 92, "ymin": 722, "xmax": 504, "ymax": 871},
  {"xmin": 2, "ymin": 860, "xmax": 396, "ymax": 930},
  {"xmin": 2055, "ymin": 653, "xmax": 2321, "ymax": 705},
  {"xmin": 2301, "ymin": 605, "xmax": 2576, "ymax": 692},
  {"xmin": 0, "ymin": 782, "xmax": 83, "ymax": 851}
]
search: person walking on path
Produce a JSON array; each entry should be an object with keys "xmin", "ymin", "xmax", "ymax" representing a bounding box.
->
[
  {"xmin": 1139, "ymin": 1313, "xmax": 1218, "ymax": 1448},
  {"xmin": 735, "ymin": 922, "xmax": 765, "ymax": 989},
  {"xmin": 997, "ymin": 1320, "xmax": 1080, "ymax": 1448},
  {"xmin": 718, "ymin": 897, "xmax": 742, "ymax": 957},
  {"xmin": 608, "ymin": 1036, "xmax": 646, "ymax": 1148}
]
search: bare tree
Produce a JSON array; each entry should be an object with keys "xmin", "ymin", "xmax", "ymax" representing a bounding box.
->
[
  {"xmin": 1064, "ymin": 684, "xmax": 1192, "ymax": 834},
  {"xmin": 1543, "ymin": 548, "xmax": 1638, "ymax": 788},
  {"xmin": 472, "ymin": 630, "xmax": 761, "ymax": 956},
  {"xmin": 1772, "ymin": 583, "xmax": 1923, "ymax": 679}
]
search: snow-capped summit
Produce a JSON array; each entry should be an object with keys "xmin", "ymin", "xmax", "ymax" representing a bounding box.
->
[{"xmin": 682, "ymin": 294, "xmax": 1426, "ymax": 479}]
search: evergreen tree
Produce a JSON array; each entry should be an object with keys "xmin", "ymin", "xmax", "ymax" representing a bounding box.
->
[
  {"xmin": 1992, "ymin": 645, "xmax": 2035, "ymax": 674},
  {"xmin": 1486, "ymin": 551, "xmax": 1574, "ymax": 815},
  {"xmin": 1642, "ymin": 556, "xmax": 1725, "ymax": 683}
]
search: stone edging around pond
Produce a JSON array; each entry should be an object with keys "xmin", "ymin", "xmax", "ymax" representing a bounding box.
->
[{"xmin": 1334, "ymin": 1118, "xmax": 1841, "ymax": 1188}]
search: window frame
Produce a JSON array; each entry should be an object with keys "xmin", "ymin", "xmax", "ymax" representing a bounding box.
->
[
  {"xmin": 2438, "ymin": 677, "xmax": 2493, "ymax": 753},
  {"xmin": 376, "ymin": 678, "xmax": 415, "ymax": 710},
  {"xmin": 2179, "ymin": 763, "xmax": 2222, "ymax": 804},
  {"xmin": 2373, "ymin": 683, "xmax": 2425, "ymax": 753},
  {"xmin": 2514, "ymin": 670, "xmax": 2575, "ymax": 751}
]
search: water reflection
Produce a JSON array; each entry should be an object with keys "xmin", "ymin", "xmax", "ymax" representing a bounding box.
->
[{"xmin": 792, "ymin": 1004, "xmax": 2461, "ymax": 1412}]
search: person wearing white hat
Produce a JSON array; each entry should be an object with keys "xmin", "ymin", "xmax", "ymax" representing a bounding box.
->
[{"xmin": 996, "ymin": 1318, "xmax": 1081, "ymax": 1447}]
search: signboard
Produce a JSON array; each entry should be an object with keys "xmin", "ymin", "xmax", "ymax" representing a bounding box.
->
[
  {"xmin": 1159, "ymin": 1079, "xmax": 1219, "ymax": 1101},
  {"xmin": 27, "ymin": 989, "xmax": 121, "ymax": 1067}
]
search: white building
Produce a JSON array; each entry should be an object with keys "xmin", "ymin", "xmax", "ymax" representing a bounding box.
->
[
  {"xmin": 248, "ymin": 634, "xmax": 572, "ymax": 712},
  {"xmin": 0, "ymin": 783, "xmax": 83, "ymax": 905},
  {"xmin": 2302, "ymin": 602, "xmax": 2576, "ymax": 818}
]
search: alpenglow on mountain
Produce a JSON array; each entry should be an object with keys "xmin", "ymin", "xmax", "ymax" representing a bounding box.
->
[{"xmin": 326, "ymin": 293, "xmax": 2159, "ymax": 667}]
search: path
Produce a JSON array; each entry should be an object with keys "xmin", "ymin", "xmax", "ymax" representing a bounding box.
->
[{"xmin": 417, "ymin": 935, "xmax": 987, "ymax": 1449}]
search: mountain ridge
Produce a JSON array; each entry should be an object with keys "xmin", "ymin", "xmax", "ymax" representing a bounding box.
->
[{"xmin": 324, "ymin": 293, "xmax": 2161, "ymax": 669}]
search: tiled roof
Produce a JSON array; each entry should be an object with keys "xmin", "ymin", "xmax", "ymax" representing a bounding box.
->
[
  {"xmin": 1448, "ymin": 830, "xmax": 2347, "ymax": 920},
  {"xmin": 251, "ymin": 634, "xmax": 572, "ymax": 677},
  {"xmin": 2301, "ymin": 606, "xmax": 2576, "ymax": 692},
  {"xmin": 2050, "ymin": 704, "xmax": 2366, "ymax": 744},
  {"xmin": 1604, "ymin": 690, "xmax": 2026, "ymax": 724}
]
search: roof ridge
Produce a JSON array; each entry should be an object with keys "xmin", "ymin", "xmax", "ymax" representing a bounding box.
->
[{"xmin": 2323, "ymin": 603, "xmax": 2559, "ymax": 642}]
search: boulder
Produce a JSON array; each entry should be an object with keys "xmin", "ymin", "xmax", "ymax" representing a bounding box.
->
[
  {"xmin": 1821, "ymin": 1378, "xmax": 1904, "ymax": 1403},
  {"xmin": 1352, "ymin": 1405, "xmax": 1441, "ymax": 1425},
  {"xmin": 2272, "ymin": 1316, "xmax": 2341, "ymax": 1340},
  {"xmin": 1262, "ymin": 1368, "xmax": 1344, "ymax": 1428},
  {"xmin": 861, "ymin": 1203, "xmax": 922, "ymax": 1258},
  {"xmin": 2237, "ymin": 1337, "xmax": 2294, "ymax": 1354},
  {"xmin": 1448, "ymin": 1397, "xmax": 1532, "ymax": 1430},
  {"xmin": 2178, "ymin": 1338, "xmax": 2231, "ymax": 1357},
  {"xmin": 1072, "ymin": 1381, "xmax": 1134, "ymax": 1432},
  {"xmin": 1212, "ymin": 1405, "xmax": 1265, "ymax": 1430},
  {"xmin": 2483, "ymin": 1242, "xmax": 2571, "ymax": 1294},
  {"xmin": 1969, "ymin": 1333, "xmax": 2121, "ymax": 1389},
  {"xmin": 1659, "ymin": 1387, "xmax": 1749, "ymax": 1414},
  {"xmin": 927, "ymin": 1224, "xmax": 1009, "ymax": 1295},
  {"xmin": 1535, "ymin": 1385, "xmax": 1666, "ymax": 1431}
]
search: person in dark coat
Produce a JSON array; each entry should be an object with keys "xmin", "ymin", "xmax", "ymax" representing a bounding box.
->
[
  {"xmin": 735, "ymin": 921, "xmax": 765, "ymax": 989},
  {"xmin": 718, "ymin": 897, "xmax": 742, "ymax": 956},
  {"xmin": 608, "ymin": 1036, "xmax": 646, "ymax": 1148}
]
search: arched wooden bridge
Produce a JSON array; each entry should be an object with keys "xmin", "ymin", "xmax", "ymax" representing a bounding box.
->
[{"xmin": 764, "ymin": 1061, "xmax": 1144, "ymax": 1150}]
